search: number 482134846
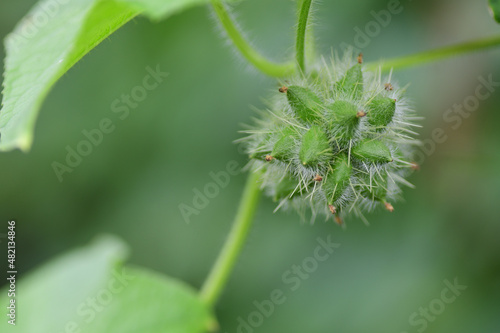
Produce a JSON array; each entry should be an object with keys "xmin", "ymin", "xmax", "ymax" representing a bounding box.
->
[{"xmin": 7, "ymin": 220, "xmax": 15, "ymax": 270}]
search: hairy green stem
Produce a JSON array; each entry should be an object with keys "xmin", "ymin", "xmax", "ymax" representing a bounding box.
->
[
  {"xmin": 366, "ymin": 35, "xmax": 500, "ymax": 72},
  {"xmin": 200, "ymin": 170, "xmax": 262, "ymax": 307},
  {"xmin": 296, "ymin": 0, "xmax": 314, "ymax": 73},
  {"xmin": 211, "ymin": 0, "xmax": 295, "ymax": 77}
]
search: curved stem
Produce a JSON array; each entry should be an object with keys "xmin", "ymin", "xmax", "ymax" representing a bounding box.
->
[
  {"xmin": 296, "ymin": 0, "xmax": 313, "ymax": 73},
  {"xmin": 211, "ymin": 0, "xmax": 295, "ymax": 78},
  {"xmin": 200, "ymin": 170, "xmax": 262, "ymax": 307},
  {"xmin": 366, "ymin": 34, "xmax": 500, "ymax": 72}
]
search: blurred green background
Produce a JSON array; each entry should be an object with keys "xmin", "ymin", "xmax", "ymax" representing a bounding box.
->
[{"xmin": 1, "ymin": 0, "xmax": 500, "ymax": 332}]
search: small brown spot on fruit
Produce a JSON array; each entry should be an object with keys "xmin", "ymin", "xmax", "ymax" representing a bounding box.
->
[
  {"xmin": 265, "ymin": 155, "xmax": 274, "ymax": 162},
  {"xmin": 279, "ymin": 86, "xmax": 288, "ymax": 93},
  {"xmin": 335, "ymin": 216, "xmax": 343, "ymax": 225},
  {"xmin": 384, "ymin": 83, "xmax": 393, "ymax": 91},
  {"xmin": 357, "ymin": 53, "xmax": 363, "ymax": 64},
  {"xmin": 384, "ymin": 202, "xmax": 394, "ymax": 212},
  {"xmin": 328, "ymin": 205, "xmax": 336, "ymax": 214},
  {"xmin": 356, "ymin": 110, "xmax": 367, "ymax": 118}
]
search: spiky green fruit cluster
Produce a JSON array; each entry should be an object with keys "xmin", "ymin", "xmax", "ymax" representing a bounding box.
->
[{"xmin": 242, "ymin": 52, "xmax": 420, "ymax": 224}]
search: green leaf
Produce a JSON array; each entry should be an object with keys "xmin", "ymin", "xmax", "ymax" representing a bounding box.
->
[
  {"xmin": 0, "ymin": 236, "xmax": 214, "ymax": 333},
  {"xmin": 0, "ymin": 0, "xmax": 138, "ymax": 151},
  {"xmin": 489, "ymin": 0, "xmax": 500, "ymax": 23},
  {"xmin": 0, "ymin": 0, "xmax": 235, "ymax": 152},
  {"xmin": 115, "ymin": 0, "xmax": 215, "ymax": 21},
  {"xmin": 84, "ymin": 267, "xmax": 215, "ymax": 333}
]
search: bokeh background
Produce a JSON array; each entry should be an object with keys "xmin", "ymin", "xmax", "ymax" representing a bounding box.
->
[{"xmin": 1, "ymin": 0, "xmax": 499, "ymax": 332}]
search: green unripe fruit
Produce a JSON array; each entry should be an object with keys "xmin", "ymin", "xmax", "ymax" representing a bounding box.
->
[
  {"xmin": 367, "ymin": 97, "xmax": 396, "ymax": 130},
  {"xmin": 335, "ymin": 63, "xmax": 363, "ymax": 99},
  {"xmin": 352, "ymin": 139, "xmax": 393, "ymax": 164},
  {"xmin": 299, "ymin": 125, "xmax": 332, "ymax": 166},
  {"xmin": 249, "ymin": 150, "xmax": 270, "ymax": 160},
  {"xmin": 249, "ymin": 134, "xmax": 271, "ymax": 160},
  {"xmin": 361, "ymin": 175, "xmax": 388, "ymax": 202},
  {"xmin": 273, "ymin": 175, "xmax": 302, "ymax": 201},
  {"xmin": 283, "ymin": 85, "xmax": 323, "ymax": 124},
  {"xmin": 244, "ymin": 53, "xmax": 419, "ymax": 222},
  {"xmin": 323, "ymin": 153, "xmax": 352, "ymax": 206},
  {"xmin": 360, "ymin": 174, "xmax": 395, "ymax": 212},
  {"xmin": 326, "ymin": 100, "xmax": 365, "ymax": 142},
  {"xmin": 271, "ymin": 126, "xmax": 298, "ymax": 161}
]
